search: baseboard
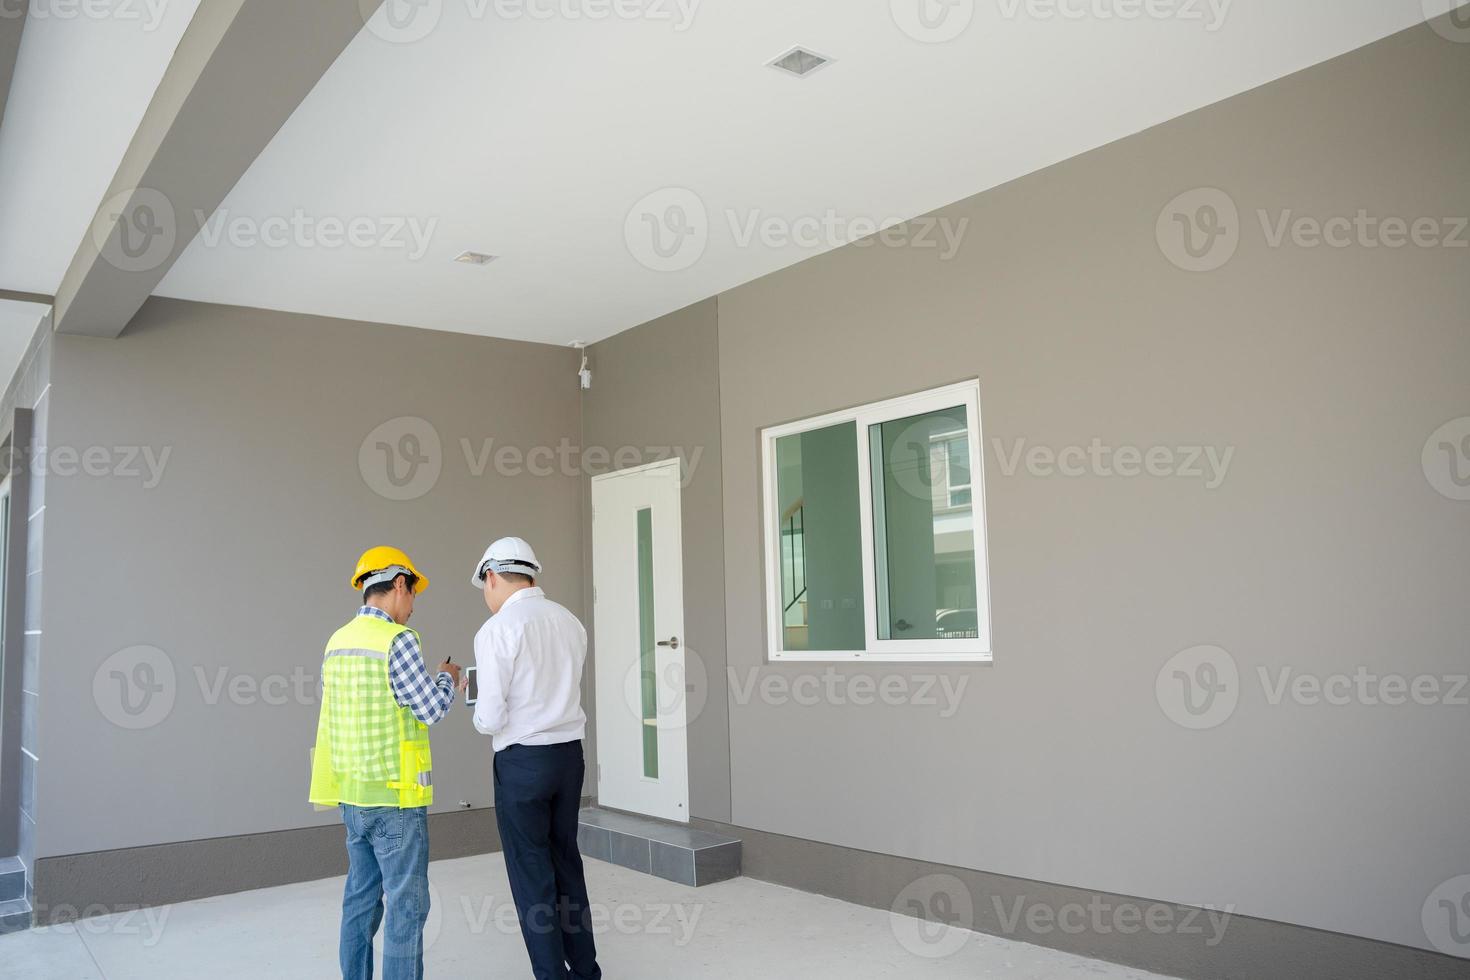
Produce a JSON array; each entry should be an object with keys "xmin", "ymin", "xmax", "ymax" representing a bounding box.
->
[
  {"xmin": 31, "ymin": 807, "xmax": 505, "ymax": 924},
  {"xmin": 691, "ymin": 817, "xmax": 1465, "ymax": 980}
]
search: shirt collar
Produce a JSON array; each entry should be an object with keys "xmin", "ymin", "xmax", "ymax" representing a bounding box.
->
[
  {"xmin": 358, "ymin": 605, "xmax": 394, "ymax": 622},
  {"xmin": 500, "ymin": 586, "xmax": 544, "ymax": 611}
]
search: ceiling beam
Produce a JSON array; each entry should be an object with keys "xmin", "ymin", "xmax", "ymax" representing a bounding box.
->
[
  {"xmin": 0, "ymin": 289, "xmax": 51, "ymax": 308},
  {"xmin": 0, "ymin": 0, "xmax": 26, "ymax": 137},
  {"xmin": 52, "ymin": 0, "xmax": 384, "ymax": 338}
]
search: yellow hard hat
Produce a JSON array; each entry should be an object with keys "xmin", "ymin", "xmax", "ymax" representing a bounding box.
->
[{"xmin": 351, "ymin": 546, "xmax": 429, "ymax": 594}]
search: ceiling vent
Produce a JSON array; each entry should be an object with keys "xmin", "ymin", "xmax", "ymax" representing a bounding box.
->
[
  {"xmin": 768, "ymin": 46, "xmax": 832, "ymax": 78},
  {"xmin": 454, "ymin": 251, "xmax": 497, "ymax": 265}
]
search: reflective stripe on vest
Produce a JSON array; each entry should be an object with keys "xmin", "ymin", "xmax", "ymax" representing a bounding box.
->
[{"xmin": 308, "ymin": 615, "xmax": 434, "ymax": 809}]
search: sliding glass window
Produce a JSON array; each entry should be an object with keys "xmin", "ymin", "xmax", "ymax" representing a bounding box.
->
[
  {"xmin": 773, "ymin": 422, "xmax": 864, "ymax": 653},
  {"xmin": 761, "ymin": 381, "xmax": 991, "ymax": 662}
]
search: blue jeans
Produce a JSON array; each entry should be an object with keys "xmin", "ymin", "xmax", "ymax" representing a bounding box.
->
[
  {"xmin": 339, "ymin": 805, "xmax": 430, "ymax": 980},
  {"xmin": 494, "ymin": 741, "xmax": 601, "ymax": 980}
]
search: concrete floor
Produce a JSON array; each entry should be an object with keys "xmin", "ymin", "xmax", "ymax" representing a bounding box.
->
[{"xmin": 0, "ymin": 854, "xmax": 1184, "ymax": 979}]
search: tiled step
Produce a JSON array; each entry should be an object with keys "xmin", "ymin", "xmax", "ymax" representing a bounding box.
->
[
  {"xmin": 0, "ymin": 897, "xmax": 32, "ymax": 935},
  {"xmin": 578, "ymin": 807, "xmax": 740, "ymax": 888},
  {"xmin": 0, "ymin": 856, "xmax": 24, "ymax": 903}
]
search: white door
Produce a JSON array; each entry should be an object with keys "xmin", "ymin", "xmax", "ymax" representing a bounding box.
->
[{"xmin": 591, "ymin": 458, "xmax": 689, "ymax": 822}]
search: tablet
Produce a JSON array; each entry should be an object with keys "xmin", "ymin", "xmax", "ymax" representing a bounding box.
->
[{"xmin": 464, "ymin": 666, "xmax": 478, "ymax": 706}]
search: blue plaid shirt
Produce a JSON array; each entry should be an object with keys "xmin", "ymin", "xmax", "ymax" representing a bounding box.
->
[{"xmin": 358, "ymin": 605, "xmax": 455, "ymax": 725}]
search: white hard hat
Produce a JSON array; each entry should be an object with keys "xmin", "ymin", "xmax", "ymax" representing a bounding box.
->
[{"xmin": 471, "ymin": 536, "xmax": 542, "ymax": 588}]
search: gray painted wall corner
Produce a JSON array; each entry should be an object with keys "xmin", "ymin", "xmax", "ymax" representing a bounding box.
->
[
  {"xmin": 583, "ymin": 298, "xmax": 731, "ymax": 824},
  {"xmin": 33, "ymin": 297, "xmax": 585, "ymax": 860}
]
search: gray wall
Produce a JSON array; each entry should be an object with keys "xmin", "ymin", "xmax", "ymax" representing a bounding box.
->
[
  {"xmin": 598, "ymin": 20, "xmax": 1470, "ymax": 953},
  {"xmin": 582, "ymin": 299, "xmax": 730, "ymax": 822},
  {"xmin": 34, "ymin": 298, "xmax": 585, "ymax": 857}
]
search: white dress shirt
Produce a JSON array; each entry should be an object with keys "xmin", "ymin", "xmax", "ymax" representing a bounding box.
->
[{"xmin": 472, "ymin": 587, "xmax": 589, "ymax": 752}]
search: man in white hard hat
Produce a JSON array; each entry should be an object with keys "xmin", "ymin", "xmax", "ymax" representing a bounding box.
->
[{"xmin": 470, "ymin": 537, "xmax": 601, "ymax": 980}]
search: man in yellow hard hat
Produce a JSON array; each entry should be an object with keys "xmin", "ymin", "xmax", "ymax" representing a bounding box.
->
[{"xmin": 309, "ymin": 546, "xmax": 461, "ymax": 980}]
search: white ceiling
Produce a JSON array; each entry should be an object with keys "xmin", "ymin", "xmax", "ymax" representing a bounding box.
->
[
  {"xmin": 0, "ymin": 1, "xmax": 1462, "ymax": 351},
  {"xmin": 0, "ymin": 0, "xmax": 202, "ymax": 294},
  {"xmin": 0, "ymin": 302, "xmax": 45, "ymax": 382}
]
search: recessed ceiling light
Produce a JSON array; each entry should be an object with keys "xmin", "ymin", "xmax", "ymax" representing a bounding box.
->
[
  {"xmin": 768, "ymin": 46, "xmax": 833, "ymax": 78},
  {"xmin": 454, "ymin": 251, "xmax": 497, "ymax": 265}
]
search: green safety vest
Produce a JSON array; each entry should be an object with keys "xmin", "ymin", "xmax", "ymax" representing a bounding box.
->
[{"xmin": 308, "ymin": 614, "xmax": 433, "ymax": 809}]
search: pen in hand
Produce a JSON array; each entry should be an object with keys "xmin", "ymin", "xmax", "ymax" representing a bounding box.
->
[{"xmin": 438, "ymin": 656, "xmax": 463, "ymax": 689}]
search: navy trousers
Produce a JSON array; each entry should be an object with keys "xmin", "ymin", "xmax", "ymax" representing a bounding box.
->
[{"xmin": 493, "ymin": 740, "xmax": 601, "ymax": 980}]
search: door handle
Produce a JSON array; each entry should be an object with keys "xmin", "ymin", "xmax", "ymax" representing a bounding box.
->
[{"xmin": 656, "ymin": 637, "xmax": 680, "ymax": 650}]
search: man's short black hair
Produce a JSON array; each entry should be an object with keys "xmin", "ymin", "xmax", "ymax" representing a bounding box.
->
[
  {"xmin": 498, "ymin": 571, "xmax": 534, "ymax": 586},
  {"xmin": 363, "ymin": 572, "xmax": 417, "ymax": 601}
]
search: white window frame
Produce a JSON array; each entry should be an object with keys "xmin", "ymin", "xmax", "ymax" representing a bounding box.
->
[
  {"xmin": 760, "ymin": 380, "xmax": 993, "ymax": 663},
  {"xmin": 936, "ymin": 428, "xmax": 972, "ymax": 509}
]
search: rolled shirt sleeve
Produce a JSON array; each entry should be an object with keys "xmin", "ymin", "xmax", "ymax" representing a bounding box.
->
[{"xmin": 387, "ymin": 627, "xmax": 456, "ymax": 725}]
